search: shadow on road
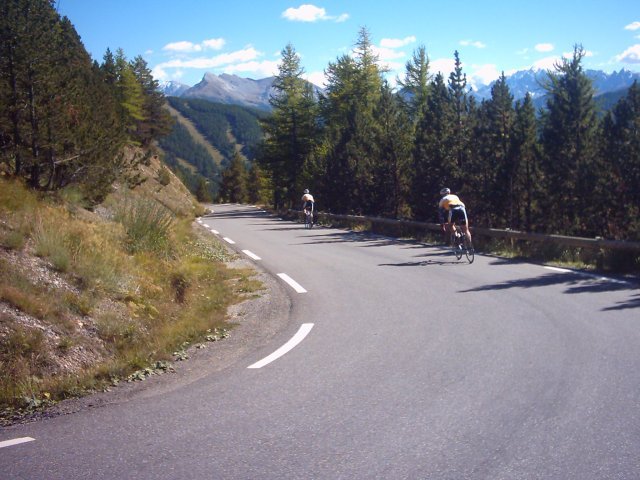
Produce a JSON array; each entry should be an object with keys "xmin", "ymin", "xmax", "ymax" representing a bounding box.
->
[{"xmin": 459, "ymin": 270, "xmax": 639, "ymax": 311}]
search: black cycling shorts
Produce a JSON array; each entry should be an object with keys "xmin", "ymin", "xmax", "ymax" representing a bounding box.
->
[{"xmin": 448, "ymin": 206, "xmax": 468, "ymax": 224}]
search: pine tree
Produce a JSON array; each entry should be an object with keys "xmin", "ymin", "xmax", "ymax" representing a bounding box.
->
[
  {"xmin": 130, "ymin": 55, "xmax": 174, "ymax": 146},
  {"xmin": 372, "ymin": 81, "xmax": 412, "ymax": 217},
  {"xmin": 320, "ymin": 27, "xmax": 384, "ymax": 214},
  {"xmin": 601, "ymin": 81, "xmax": 640, "ymax": 240},
  {"xmin": 397, "ymin": 45, "xmax": 431, "ymax": 127},
  {"xmin": 511, "ymin": 93, "xmax": 543, "ymax": 231},
  {"xmin": 469, "ymin": 73, "xmax": 515, "ymax": 227},
  {"xmin": 259, "ymin": 43, "xmax": 318, "ymax": 208},
  {"xmin": 411, "ymin": 73, "xmax": 455, "ymax": 220},
  {"xmin": 448, "ymin": 50, "xmax": 471, "ymax": 176},
  {"xmin": 219, "ymin": 152, "xmax": 248, "ymax": 203},
  {"xmin": 541, "ymin": 45, "xmax": 600, "ymax": 235},
  {"xmin": 247, "ymin": 162, "xmax": 271, "ymax": 205},
  {"xmin": 195, "ymin": 177, "xmax": 212, "ymax": 203},
  {"xmin": 114, "ymin": 49, "xmax": 145, "ymax": 140}
]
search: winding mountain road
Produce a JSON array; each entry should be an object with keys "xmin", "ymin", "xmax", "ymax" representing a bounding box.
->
[{"xmin": 2, "ymin": 204, "xmax": 639, "ymax": 479}]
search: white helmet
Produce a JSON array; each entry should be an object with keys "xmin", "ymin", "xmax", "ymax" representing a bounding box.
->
[
  {"xmin": 440, "ymin": 187, "xmax": 450, "ymax": 196},
  {"xmin": 303, "ymin": 189, "xmax": 309, "ymax": 194}
]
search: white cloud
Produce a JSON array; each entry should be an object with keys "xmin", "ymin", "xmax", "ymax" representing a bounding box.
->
[
  {"xmin": 163, "ymin": 38, "xmax": 226, "ymax": 53},
  {"xmin": 373, "ymin": 46, "xmax": 406, "ymax": 61},
  {"xmin": 163, "ymin": 41, "xmax": 202, "ymax": 53},
  {"xmin": 469, "ymin": 64, "xmax": 500, "ymax": 87},
  {"xmin": 624, "ymin": 21, "xmax": 640, "ymax": 31},
  {"xmin": 535, "ymin": 43, "xmax": 555, "ymax": 53},
  {"xmin": 202, "ymin": 38, "xmax": 226, "ymax": 50},
  {"xmin": 304, "ymin": 70, "xmax": 328, "ymax": 88},
  {"xmin": 223, "ymin": 60, "xmax": 281, "ymax": 78},
  {"xmin": 152, "ymin": 66, "xmax": 168, "ymax": 80},
  {"xmin": 430, "ymin": 58, "xmax": 457, "ymax": 77},
  {"xmin": 158, "ymin": 47, "xmax": 261, "ymax": 70},
  {"xmin": 562, "ymin": 49, "xmax": 595, "ymax": 59},
  {"xmin": 282, "ymin": 4, "xmax": 348, "ymax": 22},
  {"xmin": 617, "ymin": 44, "xmax": 640, "ymax": 64},
  {"xmin": 380, "ymin": 36, "xmax": 416, "ymax": 48},
  {"xmin": 532, "ymin": 55, "xmax": 561, "ymax": 70},
  {"xmin": 460, "ymin": 40, "xmax": 486, "ymax": 49}
]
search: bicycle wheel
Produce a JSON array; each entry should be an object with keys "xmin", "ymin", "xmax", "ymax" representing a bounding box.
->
[{"xmin": 464, "ymin": 238, "xmax": 475, "ymax": 263}]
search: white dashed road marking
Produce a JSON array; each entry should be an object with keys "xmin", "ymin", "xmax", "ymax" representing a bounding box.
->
[
  {"xmin": 0, "ymin": 437, "xmax": 35, "ymax": 449},
  {"xmin": 223, "ymin": 237, "xmax": 236, "ymax": 244},
  {"xmin": 277, "ymin": 273, "xmax": 307, "ymax": 293},
  {"xmin": 242, "ymin": 250, "xmax": 261, "ymax": 260},
  {"xmin": 248, "ymin": 323, "xmax": 314, "ymax": 369}
]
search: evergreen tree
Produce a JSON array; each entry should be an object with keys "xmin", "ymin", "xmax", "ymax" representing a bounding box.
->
[
  {"xmin": 114, "ymin": 49, "xmax": 145, "ymax": 140},
  {"xmin": 320, "ymin": 27, "xmax": 384, "ymax": 214},
  {"xmin": 448, "ymin": 50, "xmax": 471, "ymax": 176},
  {"xmin": 397, "ymin": 45, "xmax": 431, "ymax": 126},
  {"xmin": 511, "ymin": 93, "xmax": 543, "ymax": 231},
  {"xmin": 130, "ymin": 55, "xmax": 173, "ymax": 146},
  {"xmin": 601, "ymin": 81, "xmax": 640, "ymax": 240},
  {"xmin": 219, "ymin": 152, "xmax": 248, "ymax": 203},
  {"xmin": 469, "ymin": 73, "xmax": 515, "ymax": 227},
  {"xmin": 411, "ymin": 73, "xmax": 455, "ymax": 220},
  {"xmin": 259, "ymin": 43, "xmax": 318, "ymax": 208},
  {"xmin": 372, "ymin": 81, "xmax": 412, "ymax": 217},
  {"xmin": 195, "ymin": 177, "xmax": 213, "ymax": 203},
  {"xmin": 247, "ymin": 162, "xmax": 271, "ymax": 205},
  {"xmin": 541, "ymin": 45, "xmax": 600, "ymax": 235}
]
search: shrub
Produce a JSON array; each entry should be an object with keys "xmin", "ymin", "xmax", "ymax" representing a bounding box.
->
[
  {"xmin": 114, "ymin": 196, "xmax": 174, "ymax": 255},
  {"xmin": 157, "ymin": 166, "xmax": 172, "ymax": 186}
]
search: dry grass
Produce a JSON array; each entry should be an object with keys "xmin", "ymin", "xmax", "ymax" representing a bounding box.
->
[{"xmin": 0, "ymin": 165, "xmax": 259, "ymax": 418}]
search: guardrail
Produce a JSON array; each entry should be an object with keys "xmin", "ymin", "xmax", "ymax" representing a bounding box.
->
[{"xmin": 288, "ymin": 209, "xmax": 640, "ymax": 253}]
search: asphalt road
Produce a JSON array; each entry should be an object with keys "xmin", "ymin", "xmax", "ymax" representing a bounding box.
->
[{"xmin": 2, "ymin": 204, "xmax": 639, "ymax": 479}]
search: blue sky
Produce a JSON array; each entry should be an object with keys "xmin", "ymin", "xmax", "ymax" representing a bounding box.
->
[{"xmin": 57, "ymin": 1, "xmax": 640, "ymax": 89}]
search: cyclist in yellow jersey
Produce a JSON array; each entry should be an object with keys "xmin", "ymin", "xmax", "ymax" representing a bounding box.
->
[
  {"xmin": 438, "ymin": 187, "xmax": 472, "ymax": 243},
  {"xmin": 301, "ymin": 189, "xmax": 315, "ymax": 224}
]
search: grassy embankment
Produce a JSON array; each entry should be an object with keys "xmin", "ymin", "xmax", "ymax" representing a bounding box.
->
[{"xmin": 0, "ymin": 156, "xmax": 261, "ymax": 422}]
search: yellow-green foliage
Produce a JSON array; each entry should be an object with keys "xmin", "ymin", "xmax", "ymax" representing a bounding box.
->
[{"xmin": 0, "ymin": 177, "xmax": 259, "ymax": 414}]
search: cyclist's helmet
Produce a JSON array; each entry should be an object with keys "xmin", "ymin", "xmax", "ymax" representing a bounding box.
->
[
  {"xmin": 303, "ymin": 189, "xmax": 309, "ymax": 194},
  {"xmin": 440, "ymin": 187, "xmax": 450, "ymax": 196}
]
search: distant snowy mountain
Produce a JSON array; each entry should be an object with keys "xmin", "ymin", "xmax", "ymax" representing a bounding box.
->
[
  {"xmin": 159, "ymin": 73, "xmax": 324, "ymax": 110},
  {"xmin": 472, "ymin": 68, "xmax": 640, "ymax": 102},
  {"xmin": 180, "ymin": 73, "xmax": 277, "ymax": 110},
  {"xmin": 158, "ymin": 80, "xmax": 190, "ymax": 97}
]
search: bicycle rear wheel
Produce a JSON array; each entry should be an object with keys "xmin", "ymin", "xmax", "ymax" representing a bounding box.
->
[{"xmin": 464, "ymin": 238, "xmax": 475, "ymax": 263}]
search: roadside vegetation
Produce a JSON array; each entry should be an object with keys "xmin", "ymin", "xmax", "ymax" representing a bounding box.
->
[{"xmin": 0, "ymin": 169, "xmax": 261, "ymax": 423}]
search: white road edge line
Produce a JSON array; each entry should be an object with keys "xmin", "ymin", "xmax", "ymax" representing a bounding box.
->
[
  {"xmin": 545, "ymin": 266, "xmax": 571, "ymax": 273},
  {"xmin": 242, "ymin": 250, "xmax": 261, "ymax": 260},
  {"xmin": 544, "ymin": 266, "xmax": 629, "ymax": 284},
  {"xmin": 0, "ymin": 437, "xmax": 35, "ymax": 449},
  {"xmin": 209, "ymin": 228, "xmax": 219, "ymax": 234},
  {"xmin": 277, "ymin": 273, "xmax": 307, "ymax": 293},
  {"xmin": 223, "ymin": 237, "xmax": 236, "ymax": 244},
  {"xmin": 248, "ymin": 323, "xmax": 314, "ymax": 369}
]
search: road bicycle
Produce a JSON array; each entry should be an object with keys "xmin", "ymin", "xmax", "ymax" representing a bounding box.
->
[
  {"xmin": 451, "ymin": 224, "xmax": 474, "ymax": 263},
  {"xmin": 304, "ymin": 208, "xmax": 313, "ymax": 229}
]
